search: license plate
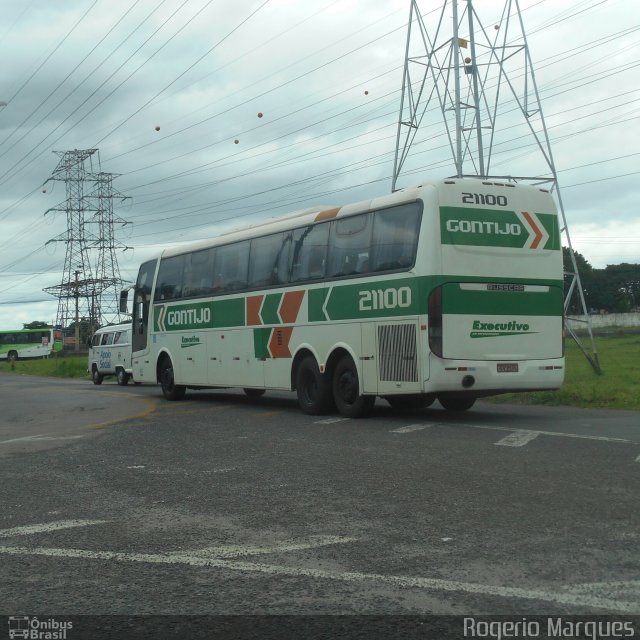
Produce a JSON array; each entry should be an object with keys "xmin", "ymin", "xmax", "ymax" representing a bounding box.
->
[{"xmin": 497, "ymin": 363, "xmax": 518, "ymax": 373}]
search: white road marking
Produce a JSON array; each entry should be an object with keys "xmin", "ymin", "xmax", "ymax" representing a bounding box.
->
[
  {"xmin": 562, "ymin": 580, "xmax": 640, "ymax": 594},
  {"xmin": 456, "ymin": 423, "xmax": 636, "ymax": 444},
  {"xmin": 495, "ymin": 430, "xmax": 541, "ymax": 448},
  {"xmin": 0, "ymin": 520, "xmax": 107, "ymax": 538},
  {"xmin": 314, "ymin": 417, "xmax": 349, "ymax": 424},
  {"xmin": 0, "ymin": 544, "xmax": 635, "ymax": 613},
  {"xmin": 186, "ymin": 535, "xmax": 356, "ymax": 559},
  {"xmin": 390, "ymin": 424, "xmax": 433, "ymax": 434},
  {"xmin": 0, "ymin": 434, "xmax": 87, "ymax": 445}
]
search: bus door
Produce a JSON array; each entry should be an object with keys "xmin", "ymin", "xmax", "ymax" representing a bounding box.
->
[
  {"xmin": 132, "ymin": 260, "xmax": 156, "ymax": 354},
  {"xmin": 374, "ymin": 320, "xmax": 424, "ymax": 395}
]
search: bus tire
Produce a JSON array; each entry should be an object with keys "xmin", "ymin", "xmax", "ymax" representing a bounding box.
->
[
  {"xmin": 159, "ymin": 356, "xmax": 186, "ymax": 401},
  {"xmin": 7, "ymin": 350, "xmax": 18, "ymax": 362},
  {"xmin": 116, "ymin": 368, "xmax": 130, "ymax": 386},
  {"xmin": 386, "ymin": 394, "xmax": 435, "ymax": 411},
  {"xmin": 295, "ymin": 355, "xmax": 333, "ymax": 415},
  {"xmin": 438, "ymin": 395, "xmax": 476, "ymax": 412},
  {"xmin": 243, "ymin": 388, "xmax": 265, "ymax": 397},
  {"xmin": 92, "ymin": 365, "xmax": 104, "ymax": 385},
  {"xmin": 332, "ymin": 355, "xmax": 375, "ymax": 419}
]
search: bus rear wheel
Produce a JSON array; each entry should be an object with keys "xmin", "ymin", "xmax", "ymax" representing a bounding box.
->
[
  {"xmin": 116, "ymin": 368, "xmax": 130, "ymax": 386},
  {"xmin": 332, "ymin": 355, "xmax": 374, "ymax": 419},
  {"xmin": 159, "ymin": 356, "xmax": 186, "ymax": 401},
  {"xmin": 438, "ymin": 395, "xmax": 476, "ymax": 412},
  {"xmin": 295, "ymin": 355, "xmax": 333, "ymax": 415},
  {"xmin": 92, "ymin": 366, "xmax": 104, "ymax": 385},
  {"xmin": 7, "ymin": 350, "xmax": 18, "ymax": 362}
]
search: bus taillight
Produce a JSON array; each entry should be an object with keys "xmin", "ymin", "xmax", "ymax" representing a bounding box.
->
[{"xmin": 428, "ymin": 286, "xmax": 443, "ymax": 357}]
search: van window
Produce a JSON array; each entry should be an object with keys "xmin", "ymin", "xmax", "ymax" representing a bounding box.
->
[
  {"xmin": 113, "ymin": 330, "xmax": 129, "ymax": 345},
  {"xmin": 100, "ymin": 333, "xmax": 114, "ymax": 346},
  {"xmin": 92, "ymin": 334, "xmax": 101, "ymax": 347}
]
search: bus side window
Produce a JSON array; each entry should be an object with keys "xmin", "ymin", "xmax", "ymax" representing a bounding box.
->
[
  {"xmin": 248, "ymin": 232, "xmax": 285, "ymax": 288},
  {"xmin": 184, "ymin": 248, "xmax": 213, "ymax": 297},
  {"xmin": 290, "ymin": 223, "xmax": 329, "ymax": 282},
  {"xmin": 92, "ymin": 334, "xmax": 100, "ymax": 347},
  {"xmin": 370, "ymin": 203, "xmax": 421, "ymax": 272},
  {"xmin": 327, "ymin": 214, "xmax": 371, "ymax": 278},
  {"xmin": 154, "ymin": 255, "xmax": 185, "ymax": 301},
  {"xmin": 213, "ymin": 241, "xmax": 249, "ymax": 292}
]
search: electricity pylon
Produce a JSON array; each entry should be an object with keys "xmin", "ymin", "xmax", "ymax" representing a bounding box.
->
[
  {"xmin": 43, "ymin": 150, "xmax": 130, "ymax": 347},
  {"xmin": 87, "ymin": 171, "xmax": 130, "ymax": 325},
  {"xmin": 392, "ymin": 0, "xmax": 600, "ymax": 372}
]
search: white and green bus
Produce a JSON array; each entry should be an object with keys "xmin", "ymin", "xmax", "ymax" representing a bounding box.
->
[
  {"xmin": 0, "ymin": 327, "xmax": 63, "ymax": 361},
  {"xmin": 124, "ymin": 178, "xmax": 564, "ymax": 417}
]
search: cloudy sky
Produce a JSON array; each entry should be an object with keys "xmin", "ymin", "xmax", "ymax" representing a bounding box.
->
[{"xmin": 0, "ymin": 0, "xmax": 637, "ymax": 328}]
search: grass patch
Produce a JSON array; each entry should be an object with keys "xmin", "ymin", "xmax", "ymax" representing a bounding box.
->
[
  {"xmin": 0, "ymin": 353, "xmax": 89, "ymax": 379},
  {"xmin": 487, "ymin": 335, "xmax": 640, "ymax": 411},
  {"xmin": 1, "ymin": 337, "xmax": 638, "ymax": 411}
]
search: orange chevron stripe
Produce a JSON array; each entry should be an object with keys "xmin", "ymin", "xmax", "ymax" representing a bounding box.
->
[
  {"xmin": 314, "ymin": 207, "xmax": 341, "ymax": 222},
  {"xmin": 522, "ymin": 211, "xmax": 543, "ymax": 249},
  {"xmin": 269, "ymin": 327, "xmax": 293, "ymax": 358},
  {"xmin": 246, "ymin": 295, "xmax": 263, "ymax": 326},
  {"xmin": 279, "ymin": 290, "xmax": 305, "ymax": 323}
]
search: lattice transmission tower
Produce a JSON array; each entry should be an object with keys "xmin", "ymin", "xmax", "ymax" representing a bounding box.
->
[
  {"xmin": 87, "ymin": 171, "xmax": 130, "ymax": 324},
  {"xmin": 43, "ymin": 150, "xmax": 130, "ymax": 347},
  {"xmin": 392, "ymin": 0, "xmax": 600, "ymax": 372}
]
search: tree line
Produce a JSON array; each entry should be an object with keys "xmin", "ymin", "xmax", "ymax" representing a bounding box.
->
[{"xmin": 564, "ymin": 248, "xmax": 639, "ymax": 314}]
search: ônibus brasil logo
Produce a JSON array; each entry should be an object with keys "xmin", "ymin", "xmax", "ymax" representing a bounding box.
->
[{"xmin": 470, "ymin": 319, "xmax": 537, "ymax": 339}]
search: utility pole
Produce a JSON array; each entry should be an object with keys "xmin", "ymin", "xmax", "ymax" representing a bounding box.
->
[{"xmin": 392, "ymin": 0, "xmax": 600, "ymax": 372}]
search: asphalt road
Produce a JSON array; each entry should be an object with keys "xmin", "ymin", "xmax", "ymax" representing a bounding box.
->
[{"xmin": 0, "ymin": 374, "xmax": 639, "ymax": 623}]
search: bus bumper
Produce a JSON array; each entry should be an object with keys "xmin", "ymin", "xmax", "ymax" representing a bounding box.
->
[{"xmin": 425, "ymin": 355, "xmax": 565, "ymax": 395}]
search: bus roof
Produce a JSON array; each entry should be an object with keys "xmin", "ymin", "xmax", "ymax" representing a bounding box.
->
[{"xmin": 160, "ymin": 178, "xmax": 552, "ymax": 260}]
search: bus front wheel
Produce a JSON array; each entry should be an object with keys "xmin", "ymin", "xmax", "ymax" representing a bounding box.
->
[
  {"xmin": 332, "ymin": 355, "xmax": 374, "ymax": 419},
  {"xmin": 92, "ymin": 366, "xmax": 104, "ymax": 385},
  {"xmin": 116, "ymin": 368, "xmax": 130, "ymax": 386},
  {"xmin": 438, "ymin": 395, "xmax": 476, "ymax": 412},
  {"xmin": 7, "ymin": 350, "xmax": 18, "ymax": 362},
  {"xmin": 159, "ymin": 357, "xmax": 186, "ymax": 401},
  {"xmin": 295, "ymin": 356, "xmax": 333, "ymax": 415}
]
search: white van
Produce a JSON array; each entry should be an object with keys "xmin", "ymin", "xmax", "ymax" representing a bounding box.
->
[{"xmin": 87, "ymin": 323, "xmax": 133, "ymax": 386}]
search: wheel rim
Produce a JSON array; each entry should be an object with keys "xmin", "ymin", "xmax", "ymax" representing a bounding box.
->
[{"xmin": 337, "ymin": 369, "xmax": 358, "ymax": 405}]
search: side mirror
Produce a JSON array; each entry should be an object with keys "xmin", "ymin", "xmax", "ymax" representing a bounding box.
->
[{"xmin": 119, "ymin": 290, "xmax": 129, "ymax": 314}]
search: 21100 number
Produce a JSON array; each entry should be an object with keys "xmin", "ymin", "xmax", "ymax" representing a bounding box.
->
[{"xmin": 359, "ymin": 286, "xmax": 412, "ymax": 311}]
